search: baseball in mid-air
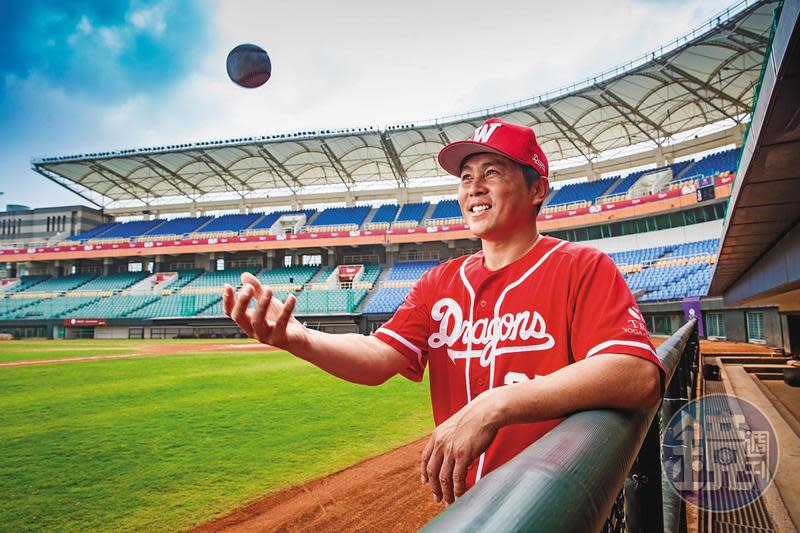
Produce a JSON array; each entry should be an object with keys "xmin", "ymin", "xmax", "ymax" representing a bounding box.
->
[{"xmin": 226, "ymin": 43, "xmax": 272, "ymax": 88}]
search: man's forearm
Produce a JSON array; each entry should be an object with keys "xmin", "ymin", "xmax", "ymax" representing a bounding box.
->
[
  {"xmin": 289, "ymin": 330, "xmax": 407, "ymax": 386},
  {"xmin": 490, "ymin": 354, "xmax": 662, "ymax": 428}
]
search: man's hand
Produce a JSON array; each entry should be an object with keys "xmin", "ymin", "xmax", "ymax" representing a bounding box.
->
[
  {"xmin": 223, "ymin": 272, "xmax": 308, "ymax": 352},
  {"xmin": 420, "ymin": 389, "xmax": 503, "ymax": 504}
]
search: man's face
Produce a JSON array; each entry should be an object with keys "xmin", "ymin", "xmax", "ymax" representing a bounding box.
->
[{"xmin": 457, "ymin": 153, "xmax": 538, "ymax": 240}]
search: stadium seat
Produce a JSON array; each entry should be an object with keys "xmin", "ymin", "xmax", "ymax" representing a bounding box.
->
[
  {"xmin": 129, "ymin": 293, "xmax": 220, "ymax": 318},
  {"xmin": 69, "ymin": 272, "xmax": 147, "ymax": 293},
  {"xmin": 294, "ymin": 289, "xmax": 368, "ymax": 314},
  {"xmin": 364, "ymin": 287, "xmax": 412, "ymax": 314},
  {"xmin": 14, "ymin": 274, "xmax": 97, "ymax": 294},
  {"xmin": 392, "ymin": 202, "xmax": 429, "ymax": 228},
  {"xmin": 543, "ymin": 177, "xmax": 615, "ymax": 210},
  {"xmin": 365, "ymin": 204, "xmax": 399, "ymax": 229},
  {"xmin": 62, "ymin": 295, "xmax": 161, "ymax": 319},
  {"xmin": 139, "ymin": 216, "xmax": 212, "ymax": 240},
  {"xmin": 65, "ymin": 222, "xmax": 118, "ymax": 242},
  {"xmin": 308, "ymin": 206, "xmax": 370, "ymax": 232}
]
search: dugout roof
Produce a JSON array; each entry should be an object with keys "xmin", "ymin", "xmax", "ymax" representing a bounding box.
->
[
  {"xmin": 708, "ymin": 0, "xmax": 800, "ymax": 309},
  {"xmin": 32, "ymin": 0, "xmax": 778, "ymax": 211}
]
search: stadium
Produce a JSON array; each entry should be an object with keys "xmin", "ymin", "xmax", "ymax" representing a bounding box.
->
[
  {"xmin": 0, "ymin": 0, "xmax": 781, "ymax": 346},
  {"xmin": 1, "ymin": 0, "xmax": 798, "ymax": 531}
]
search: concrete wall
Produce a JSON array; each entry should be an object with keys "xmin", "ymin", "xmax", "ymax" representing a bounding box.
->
[
  {"xmin": 581, "ymin": 219, "xmax": 723, "ymax": 254},
  {"xmin": 94, "ymin": 326, "xmax": 149, "ymax": 339},
  {"xmin": 0, "ymin": 205, "xmax": 106, "ymax": 245},
  {"xmin": 641, "ymin": 297, "xmax": 785, "ymax": 349}
]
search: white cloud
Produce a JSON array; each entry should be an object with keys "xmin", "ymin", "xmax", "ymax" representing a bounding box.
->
[
  {"xmin": 127, "ymin": 4, "xmax": 168, "ymax": 36},
  {"xmin": 98, "ymin": 26, "xmax": 125, "ymax": 52},
  {"xmin": 77, "ymin": 15, "xmax": 93, "ymax": 35}
]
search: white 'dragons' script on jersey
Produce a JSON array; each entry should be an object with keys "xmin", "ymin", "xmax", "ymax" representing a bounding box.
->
[{"xmin": 427, "ymin": 297, "xmax": 555, "ymax": 367}]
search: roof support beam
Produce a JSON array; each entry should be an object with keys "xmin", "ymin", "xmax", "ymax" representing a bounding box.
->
[
  {"xmin": 436, "ymin": 125, "xmax": 451, "ymax": 146},
  {"xmin": 31, "ymin": 165, "xmax": 106, "ymax": 208},
  {"xmin": 91, "ymin": 162, "xmax": 156, "ymax": 205},
  {"xmin": 656, "ymin": 60, "xmax": 749, "ymax": 113},
  {"xmin": 319, "ymin": 140, "xmax": 354, "ymax": 191},
  {"xmin": 379, "ymin": 132, "xmax": 407, "ymax": 187},
  {"xmin": 707, "ymin": 52, "xmax": 760, "ymax": 88},
  {"xmin": 256, "ymin": 146, "xmax": 302, "ymax": 193},
  {"xmin": 594, "ymin": 85, "xmax": 669, "ymax": 142},
  {"xmin": 648, "ymin": 65, "xmax": 736, "ymax": 123},
  {"xmin": 196, "ymin": 152, "xmax": 250, "ymax": 197},
  {"xmin": 727, "ymin": 24, "xmax": 769, "ymax": 45},
  {"xmin": 543, "ymin": 107, "xmax": 596, "ymax": 161},
  {"xmin": 140, "ymin": 156, "xmax": 206, "ymax": 200}
]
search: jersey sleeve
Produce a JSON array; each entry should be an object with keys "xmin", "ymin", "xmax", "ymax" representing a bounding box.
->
[
  {"xmin": 569, "ymin": 250, "xmax": 664, "ymax": 376},
  {"xmin": 371, "ymin": 271, "xmax": 432, "ymax": 382}
]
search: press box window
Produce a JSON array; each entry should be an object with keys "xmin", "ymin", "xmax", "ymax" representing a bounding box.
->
[
  {"xmin": 705, "ymin": 312, "xmax": 725, "ymax": 339},
  {"xmin": 746, "ymin": 312, "xmax": 765, "ymax": 344}
]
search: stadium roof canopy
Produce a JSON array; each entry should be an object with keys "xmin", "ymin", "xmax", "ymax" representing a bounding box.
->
[{"xmin": 33, "ymin": 0, "xmax": 778, "ymax": 213}]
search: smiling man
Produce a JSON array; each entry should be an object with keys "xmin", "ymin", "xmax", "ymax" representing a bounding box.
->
[{"xmin": 224, "ymin": 118, "xmax": 664, "ymax": 506}]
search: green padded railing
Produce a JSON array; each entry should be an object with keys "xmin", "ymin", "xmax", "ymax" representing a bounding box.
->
[{"xmin": 422, "ymin": 319, "xmax": 699, "ymax": 533}]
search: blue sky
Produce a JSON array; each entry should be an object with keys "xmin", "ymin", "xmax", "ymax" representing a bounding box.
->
[{"xmin": 0, "ymin": 0, "xmax": 735, "ymax": 209}]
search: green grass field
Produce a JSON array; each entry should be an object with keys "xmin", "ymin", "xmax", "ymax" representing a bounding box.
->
[
  {"xmin": 0, "ymin": 338, "xmax": 257, "ymax": 363},
  {"xmin": 0, "ymin": 341, "xmax": 433, "ymax": 532}
]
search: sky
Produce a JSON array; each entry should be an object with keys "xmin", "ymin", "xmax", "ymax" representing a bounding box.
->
[{"xmin": 0, "ymin": 0, "xmax": 738, "ymax": 210}]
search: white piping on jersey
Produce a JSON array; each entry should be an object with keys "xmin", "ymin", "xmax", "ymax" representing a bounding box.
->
[
  {"xmin": 458, "ymin": 253, "xmax": 480, "ymax": 404},
  {"xmin": 375, "ymin": 327, "xmax": 422, "ymax": 358},
  {"xmin": 456, "ymin": 239, "xmax": 567, "ymax": 483},
  {"xmin": 586, "ymin": 339, "xmax": 657, "ymax": 358}
]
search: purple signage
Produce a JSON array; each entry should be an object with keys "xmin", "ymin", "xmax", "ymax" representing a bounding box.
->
[
  {"xmin": 682, "ymin": 296, "xmax": 704, "ymax": 337},
  {"xmin": 698, "ymin": 176, "xmax": 714, "ymax": 188}
]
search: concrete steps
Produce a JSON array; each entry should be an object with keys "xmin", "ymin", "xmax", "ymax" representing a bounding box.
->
[{"xmin": 720, "ymin": 357, "xmax": 790, "ymax": 365}]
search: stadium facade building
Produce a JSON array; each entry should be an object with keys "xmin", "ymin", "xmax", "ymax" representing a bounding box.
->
[{"xmin": 0, "ymin": 0, "xmax": 790, "ymax": 351}]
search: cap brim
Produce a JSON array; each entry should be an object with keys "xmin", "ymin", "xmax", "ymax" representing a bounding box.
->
[{"xmin": 437, "ymin": 141, "xmax": 528, "ymax": 177}]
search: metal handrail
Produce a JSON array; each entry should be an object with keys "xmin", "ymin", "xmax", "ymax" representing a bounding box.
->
[{"xmin": 421, "ymin": 319, "xmax": 699, "ymax": 533}]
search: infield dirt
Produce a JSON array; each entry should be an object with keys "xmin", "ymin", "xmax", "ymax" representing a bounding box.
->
[{"xmin": 193, "ymin": 437, "xmax": 442, "ymax": 532}]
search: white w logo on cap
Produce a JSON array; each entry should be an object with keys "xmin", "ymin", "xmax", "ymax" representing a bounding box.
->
[{"xmin": 472, "ymin": 123, "xmax": 502, "ymax": 143}]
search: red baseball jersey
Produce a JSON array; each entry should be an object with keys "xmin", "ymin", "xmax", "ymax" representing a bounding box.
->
[{"xmin": 373, "ymin": 236, "xmax": 663, "ymax": 489}]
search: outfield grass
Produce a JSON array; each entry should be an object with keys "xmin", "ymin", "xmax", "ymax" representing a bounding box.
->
[
  {"xmin": 0, "ymin": 338, "xmax": 258, "ymax": 363},
  {"xmin": 0, "ymin": 345, "xmax": 433, "ymax": 532}
]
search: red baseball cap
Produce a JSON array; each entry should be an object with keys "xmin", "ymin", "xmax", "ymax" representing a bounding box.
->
[{"xmin": 438, "ymin": 118, "xmax": 549, "ymax": 177}]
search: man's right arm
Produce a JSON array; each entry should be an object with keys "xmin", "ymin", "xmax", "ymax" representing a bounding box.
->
[{"xmin": 224, "ymin": 273, "xmax": 408, "ymax": 386}]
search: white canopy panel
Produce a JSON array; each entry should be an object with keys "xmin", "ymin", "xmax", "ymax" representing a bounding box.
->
[{"xmin": 32, "ymin": 0, "xmax": 777, "ymax": 209}]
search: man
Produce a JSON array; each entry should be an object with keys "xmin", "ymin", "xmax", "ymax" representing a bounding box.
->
[{"xmin": 223, "ymin": 118, "xmax": 664, "ymax": 506}]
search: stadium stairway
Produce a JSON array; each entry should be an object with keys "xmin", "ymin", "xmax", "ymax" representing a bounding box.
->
[
  {"xmin": 125, "ymin": 274, "xmax": 163, "ymax": 294},
  {"xmin": 307, "ymin": 265, "xmax": 335, "ymax": 287},
  {"xmin": 421, "ymin": 203, "xmax": 438, "ymax": 226},
  {"xmin": 362, "ymin": 206, "xmax": 380, "ymax": 227},
  {"xmin": 304, "ymin": 210, "xmax": 322, "ymax": 227}
]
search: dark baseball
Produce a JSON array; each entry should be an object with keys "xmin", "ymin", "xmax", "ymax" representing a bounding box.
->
[{"xmin": 226, "ymin": 43, "xmax": 271, "ymax": 88}]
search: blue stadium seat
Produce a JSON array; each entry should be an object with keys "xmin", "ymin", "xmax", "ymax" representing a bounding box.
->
[
  {"xmin": 429, "ymin": 200, "xmax": 461, "ymax": 221},
  {"xmin": 387, "ymin": 260, "xmax": 438, "ymax": 281},
  {"xmin": 686, "ymin": 148, "xmax": 740, "ymax": 178},
  {"xmin": 393, "ymin": 202, "xmax": 429, "ymax": 226},
  {"xmin": 309, "ymin": 206, "xmax": 370, "ymax": 228},
  {"xmin": 368, "ymin": 204, "xmax": 399, "ymax": 225},
  {"xmin": 364, "ymin": 287, "xmax": 412, "ymax": 314},
  {"xmin": 90, "ymin": 220, "xmax": 163, "ymax": 240},
  {"xmin": 193, "ymin": 213, "xmax": 261, "ymax": 234},
  {"xmin": 143, "ymin": 216, "xmax": 211, "ymax": 237},
  {"xmin": 545, "ymin": 177, "xmax": 615, "ymax": 207},
  {"xmin": 66, "ymin": 222, "xmax": 117, "ymax": 242}
]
